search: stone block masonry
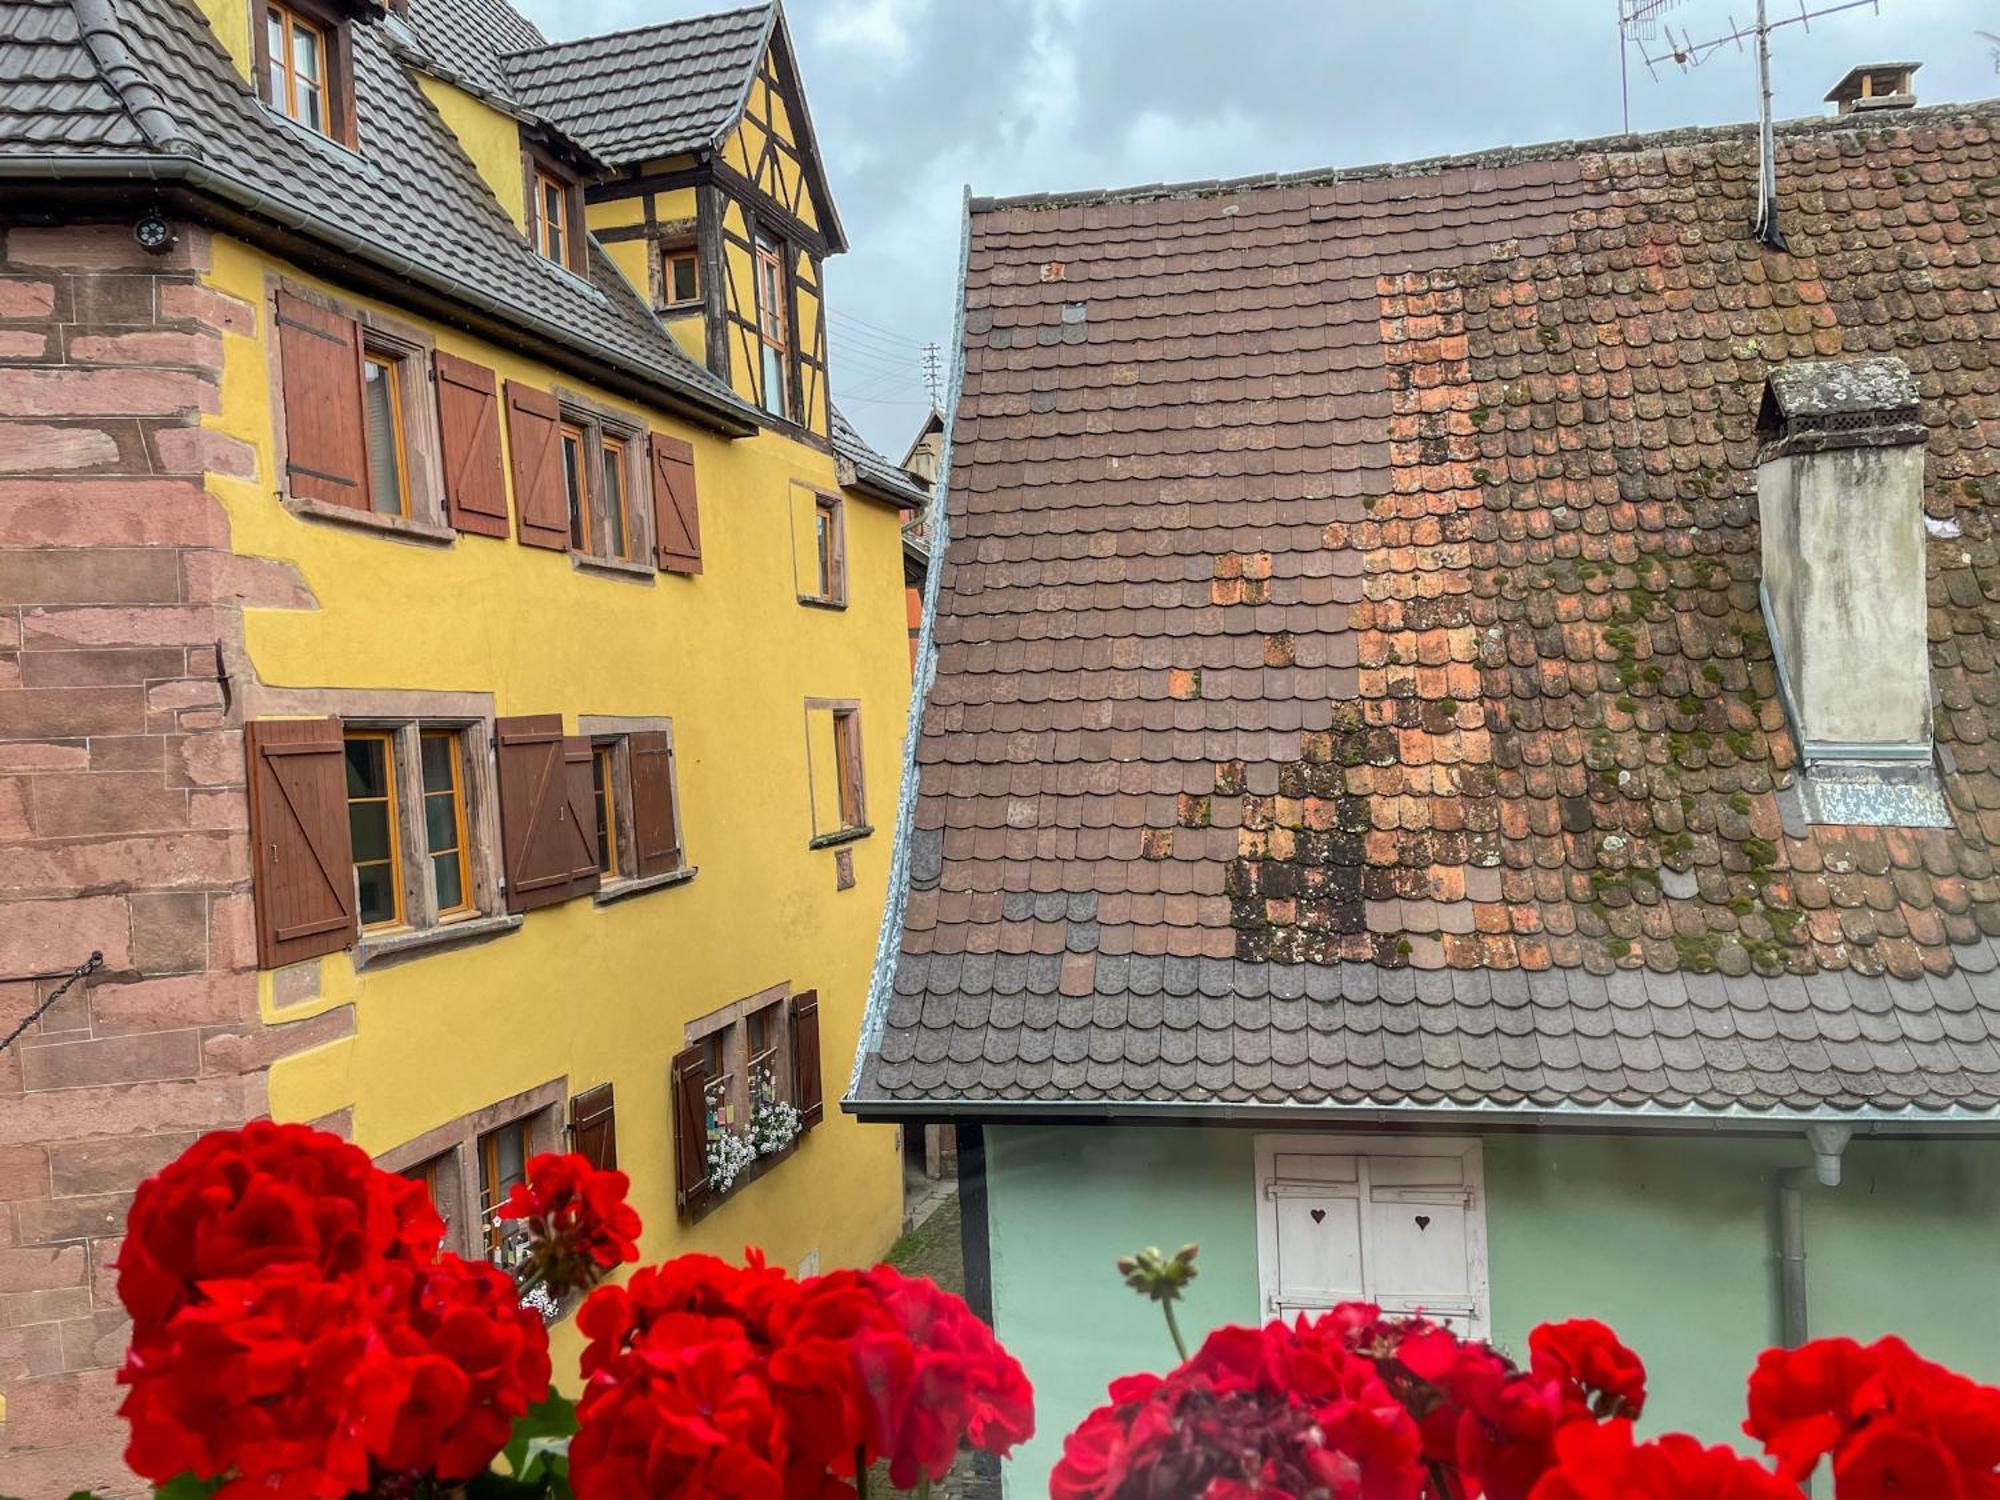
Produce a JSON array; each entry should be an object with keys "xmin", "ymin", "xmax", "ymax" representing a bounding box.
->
[{"xmin": 0, "ymin": 221, "xmax": 307, "ymax": 1497}]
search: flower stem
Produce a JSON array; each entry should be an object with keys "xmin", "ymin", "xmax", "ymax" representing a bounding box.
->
[
  {"xmin": 855, "ymin": 1446, "xmax": 869, "ymax": 1499},
  {"xmin": 917, "ymin": 1478, "xmax": 932, "ymax": 1500},
  {"xmin": 1162, "ymin": 1298, "xmax": 1190, "ymax": 1364},
  {"xmin": 1427, "ymin": 1460, "xmax": 1466, "ymax": 1500}
]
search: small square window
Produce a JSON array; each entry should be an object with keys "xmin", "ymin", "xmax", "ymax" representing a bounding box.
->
[
  {"xmin": 535, "ymin": 170, "xmax": 571, "ymax": 267},
  {"xmin": 805, "ymin": 702, "xmax": 867, "ymax": 842},
  {"xmin": 341, "ymin": 720, "xmax": 495, "ymax": 941},
  {"xmin": 255, "ymin": 0, "xmax": 352, "ymax": 145},
  {"xmin": 663, "ymin": 246, "xmax": 700, "ymax": 308}
]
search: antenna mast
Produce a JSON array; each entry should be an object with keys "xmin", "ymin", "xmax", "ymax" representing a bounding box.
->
[{"xmin": 1620, "ymin": 0, "xmax": 1886, "ymax": 249}]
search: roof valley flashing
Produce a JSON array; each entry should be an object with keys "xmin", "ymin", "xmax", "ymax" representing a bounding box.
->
[{"xmin": 1754, "ymin": 357, "xmax": 1948, "ymax": 828}]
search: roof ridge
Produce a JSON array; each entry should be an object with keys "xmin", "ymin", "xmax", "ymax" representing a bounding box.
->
[
  {"xmin": 497, "ymin": 0, "xmax": 771, "ymax": 61},
  {"xmin": 67, "ymin": 0, "xmax": 191, "ymax": 153},
  {"xmin": 968, "ymin": 94, "xmax": 2000, "ymax": 214}
]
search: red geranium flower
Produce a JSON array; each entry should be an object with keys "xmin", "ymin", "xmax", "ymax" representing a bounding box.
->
[
  {"xmin": 118, "ymin": 1121, "xmax": 441, "ymax": 1351},
  {"xmin": 1530, "ymin": 1320, "xmax": 1647, "ymax": 1423},
  {"xmin": 116, "ymin": 1125, "xmax": 547, "ymax": 1498},
  {"xmin": 1745, "ymin": 1335, "xmax": 2000, "ymax": 1498},
  {"xmin": 498, "ymin": 1152, "xmax": 643, "ymax": 1297},
  {"xmin": 1529, "ymin": 1419, "xmax": 1802, "ymax": 1500}
]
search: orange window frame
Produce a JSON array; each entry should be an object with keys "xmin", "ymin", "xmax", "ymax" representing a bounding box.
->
[
  {"xmin": 479, "ymin": 1120, "xmax": 531, "ymax": 1259},
  {"xmin": 361, "ymin": 352, "xmax": 410, "ymax": 519},
  {"xmin": 345, "ymin": 729, "xmax": 403, "ymax": 931},
  {"xmin": 264, "ymin": 1, "xmax": 327, "ymax": 132},
  {"xmin": 420, "ymin": 729, "xmax": 473, "ymax": 920},
  {"xmin": 755, "ymin": 238, "xmax": 790, "ymax": 413},
  {"xmin": 814, "ymin": 494, "xmax": 843, "ymax": 602},
  {"xmin": 664, "ymin": 247, "xmax": 700, "ymax": 306},
  {"xmin": 535, "ymin": 170, "xmax": 571, "ymax": 265},
  {"xmin": 559, "ymin": 421, "xmax": 591, "ymax": 553}
]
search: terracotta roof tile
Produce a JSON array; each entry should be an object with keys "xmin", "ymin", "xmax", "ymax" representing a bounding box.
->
[{"xmin": 861, "ymin": 104, "xmax": 2000, "ymax": 1118}]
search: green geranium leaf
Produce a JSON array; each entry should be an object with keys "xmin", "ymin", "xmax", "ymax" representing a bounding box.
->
[
  {"xmin": 154, "ymin": 1478, "xmax": 224, "ymax": 1500},
  {"xmin": 502, "ymin": 1391, "xmax": 578, "ymax": 1483}
]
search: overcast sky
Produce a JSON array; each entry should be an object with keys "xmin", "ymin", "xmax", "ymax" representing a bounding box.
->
[{"xmin": 514, "ymin": 0, "xmax": 2000, "ymax": 457}]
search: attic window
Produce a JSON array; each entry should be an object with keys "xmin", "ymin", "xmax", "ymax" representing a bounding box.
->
[
  {"xmin": 523, "ymin": 148, "xmax": 588, "ymax": 276},
  {"xmin": 254, "ymin": 0, "xmax": 356, "ymax": 147},
  {"xmin": 661, "ymin": 243, "xmax": 700, "ymax": 309}
]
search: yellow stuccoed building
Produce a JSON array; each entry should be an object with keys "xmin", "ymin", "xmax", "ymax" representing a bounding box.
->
[{"xmin": 0, "ymin": 0, "xmax": 927, "ymax": 1486}]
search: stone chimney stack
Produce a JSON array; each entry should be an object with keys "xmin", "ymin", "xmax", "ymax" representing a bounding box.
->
[{"xmin": 1755, "ymin": 357, "xmax": 1930, "ymax": 765}]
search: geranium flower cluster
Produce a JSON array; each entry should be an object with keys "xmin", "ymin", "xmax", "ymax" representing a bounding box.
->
[
  {"xmin": 497, "ymin": 1150, "xmax": 643, "ymax": 1297},
  {"xmin": 114, "ymin": 1124, "xmax": 622, "ymax": 1499},
  {"xmin": 569, "ymin": 1252, "xmax": 1033, "ymax": 1498},
  {"xmin": 1055, "ymin": 1302, "xmax": 1788, "ymax": 1500}
]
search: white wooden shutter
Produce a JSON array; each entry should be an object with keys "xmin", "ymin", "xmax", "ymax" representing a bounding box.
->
[{"xmin": 1256, "ymin": 1136, "xmax": 1489, "ymax": 1336}]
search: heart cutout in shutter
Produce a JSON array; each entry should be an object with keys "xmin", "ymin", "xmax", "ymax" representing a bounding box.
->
[
  {"xmin": 1415, "ymin": 1215, "xmax": 1432, "ymax": 1231},
  {"xmin": 1310, "ymin": 1208, "xmax": 1326, "ymax": 1225}
]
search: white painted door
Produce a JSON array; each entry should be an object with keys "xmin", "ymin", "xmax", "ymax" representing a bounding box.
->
[{"xmin": 1256, "ymin": 1134, "xmax": 1489, "ymax": 1336}]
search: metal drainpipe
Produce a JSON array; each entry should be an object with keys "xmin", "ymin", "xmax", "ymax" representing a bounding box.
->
[{"xmin": 1778, "ymin": 1125, "xmax": 1851, "ymax": 1499}]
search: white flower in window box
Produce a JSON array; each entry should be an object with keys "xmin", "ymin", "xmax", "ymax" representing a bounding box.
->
[
  {"xmin": 747, "ymin": 1065, "xmax": 801, "ymax": 1157},
  {"xmin": 707, "ymin": 1128, "xmax": 758, "ymax": 1193}
]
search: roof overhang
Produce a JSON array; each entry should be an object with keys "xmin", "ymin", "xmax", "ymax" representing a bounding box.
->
[
  {"xmin": 0, "ymin": 167, "xmax": 761, "ymax": 438},
  {"xmin": 842, "ymin": 1091, "xmax": 2000, "ymax": 1136}
]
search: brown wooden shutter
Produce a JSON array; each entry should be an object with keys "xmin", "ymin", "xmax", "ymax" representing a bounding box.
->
[
  {"xmin": 435, "ymin": 352, "xmax": 510, "ymax": 538},
  {"xmin": 791, "ymin": 989, "xmax": 823, "ymax": 1130},
  {"xmin": 672, "ymin": 1045, "xmax": 711, "ymax": 1220},
  {"xmin": 275, "ymin": 291, "xmax": 370, "ymax": 510},
  {"xmin": 245, "ymin": 718, "xmax": 358, "ymax": 968},
  {"xmin": 497, "ymin": 714, "xmax": 592, "ymax": 912},
  {"xmin": 506, "ymin": 382, "xmax": 568, "ymax": 550},
  {"xmin": 649, "ymin": 434, "xmax": 702, "ymax": 574},
  {"xmin": 569, "ymin": 1082, "xmax": 617, "ymax": 1172},
  {"xmin": 629, "ymin": 730, "xmax": 681, "ymax": 879},
  {"xmin": 562, "ymin": 734, "xmax": 602, "ymax": 899}
]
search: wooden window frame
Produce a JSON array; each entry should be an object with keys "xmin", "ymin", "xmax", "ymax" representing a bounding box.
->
[
  {"xmin": 577, "ymin": 714, "xmax": 692, "ymax": 899},
  {"xmin": 268, "ymin": 277, "xmax": 452, "ymax": 543},
  {"xmin": 558, "ymin": 419, "xmax": 592, "ymax": 554},
  {"xmin": 373, "ymin": 1079, "xmax": 565, "ymax": 1264},
  {"xmin": 554, "ymin": 394, "xmax": 655, "ymax": 579},
  {"xmin": 336, "ymin": 714, "xmax": 510, "ymax": 961},
  {"xmin": 360, "ymin": 349, "xmax": 412, "ymax": 521},
  {"xmin": 523, "ymin": 147, "xmax": 589, "ymax": 277},
  {"xmin": 253, "ymin": 0, "xmax": 356, "ymax": 148},
  {"xmin": 591, "ymin": 741, "xmax": 620, "ymax": 878},
  {"xmin": 660, "ymin": 241, "xmax": 702, "ymax": 310},
  {"xmin": 344, "ymin": 728, "xmax": 404, "ymax": 932},
  {"xmin": 797, "ymin": 488, "xmax": 845, "ymax": 608},
  {"xmin": 599, "ymin": 437, "xmax": 633, "ymax": 563},
  {"xmin": 804, "ymin": 698, "xmax": 870, "ymax": 847},
  {"xmin": 682, "ymin": 982, "xmax": 797, "ymax": 1207},
  {"xmin": 754, "ymin": 234, "xmax": 793, "ymax": 423},
  {"xmin": 420, "ymin": 728, "xmax": 475, "ymax": 920}
]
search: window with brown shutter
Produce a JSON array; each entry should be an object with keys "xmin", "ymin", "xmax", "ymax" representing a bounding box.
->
[
  {"xmin": 672, "ymin": 1045, "xmax": 711, "ymax": 1221},
  {"xmin": 505, "ymin": 383, "xmax": 568, "ymax": 551},
  {"xmin": 628, "ymin": 730, "xmax": 682, "ymax": 879},
  {"xmin": 435, "ymin": 352, "xmax": 510, "ymax": 538},
  {"xmin": 275, "ymin": 290, "xmax": 370, "ymax": 511},
  {"xmin": 649, "ymin": 433, "xmax": 702, "ymax": 574},
  {"xmin": 569, "ymin": 1082, "xmax": 617, "ymax": 1172},
  {"xmin": 246, "ymin": 717, "xmax": 358, "ymax": 968},
  {"xmin": 790, "ymin": 989, "xmax": 822, "ymax": 1130},
  {"xmin": 495, "ymin": 715, "xmax": 598, "ymax": 911}
]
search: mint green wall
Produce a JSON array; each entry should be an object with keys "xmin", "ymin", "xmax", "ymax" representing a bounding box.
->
[
  {"xmin": 984, "ymin": 1124, "xmax": 2000, "ymax": 1499},
  {"xmin": 985, "ymin": 1125, "xmax": 1261, "ymax": 1491}
]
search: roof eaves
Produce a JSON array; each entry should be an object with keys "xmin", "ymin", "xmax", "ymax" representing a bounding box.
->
[
  {"xmin": 5, "ymin": 150, "xmax": 761, "ymax": 435},
  {"xmin": 842, "ymin": 1092, "xmax": 2000, "ymax": 1132},
  {"xmin": 966, "ymin": 95, "xmax": 2000, "ymax": 216}
]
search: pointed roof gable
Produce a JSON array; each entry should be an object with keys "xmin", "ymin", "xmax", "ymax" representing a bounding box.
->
[{"xmin": 499, "ymin": 2, "xmax": 844, "ymax": 252}]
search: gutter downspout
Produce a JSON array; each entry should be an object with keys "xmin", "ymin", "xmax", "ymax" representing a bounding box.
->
[{"xmin": 1776, "ymin": 1122, "xmax": 1850, "ymax": 1500}]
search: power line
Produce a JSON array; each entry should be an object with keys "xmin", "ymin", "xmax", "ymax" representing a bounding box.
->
[{"xmin": 829, "ymin": 309, "xmax": 931, "ymax": 347}]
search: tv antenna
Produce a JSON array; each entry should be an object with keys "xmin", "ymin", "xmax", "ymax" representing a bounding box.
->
[
  {"xmin": 921, "ymin": 341, "xmax": 943, "ymax": 413},
  {"xmin": 1618, "ymin": 0, "xmax": 1887, "ymax": 249}
]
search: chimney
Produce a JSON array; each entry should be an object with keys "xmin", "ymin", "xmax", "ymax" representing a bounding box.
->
[
  {"xmin": 1824, "ymin": 62, "xmax": 1919, "ymax": 115},
  {"xmin": 1756, "ymin": 358, "xmax": 1932, "ymax": 780}
]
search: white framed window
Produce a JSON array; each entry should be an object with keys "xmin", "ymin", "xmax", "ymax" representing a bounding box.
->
[{"xmin": 1252, "ymin": 1133, "xmax": 1489, "ymax": 1336}]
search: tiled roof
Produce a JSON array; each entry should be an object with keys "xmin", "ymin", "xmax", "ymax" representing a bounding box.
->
[
  {"xmin": 500, "ymin": 2, "xmax": 771, "ymax": 167},
  {"xmin": 0, "ymin": 0, "xmax": 146, "ymax": 150},
  {"xmin": 398, "ymin": 0, "xmax": 544, "ymax": 108},
  {"xmin": 833, "ymin": 404, "xmax": 930, "ymax": 508},
  {"xmin": 857, "ymin": 104, "xmax": 2000, "ymax": 1119},
  {"xmin": 0, "ymin": 0, "xmax": 756, "ymax": 427}
]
